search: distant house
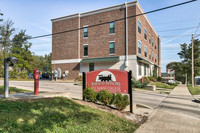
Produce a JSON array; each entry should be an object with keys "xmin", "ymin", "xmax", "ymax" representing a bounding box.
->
[{"xmin": 51, "ymin": 1, "xmax": 161, "ymax": 80}]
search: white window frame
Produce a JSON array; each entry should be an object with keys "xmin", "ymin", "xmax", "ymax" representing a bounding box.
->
[
  {"xmin": 83, "ymin": 25, "xmax": 88, "ymax": 39},
  {"xmin": 109, "ymin": 41, "xmax": 115, "ymax": 55}
]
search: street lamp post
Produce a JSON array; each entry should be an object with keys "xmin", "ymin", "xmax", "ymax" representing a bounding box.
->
[{"xmin": 4, "ymin": 57, "xmax": 17, "ymax": 98}]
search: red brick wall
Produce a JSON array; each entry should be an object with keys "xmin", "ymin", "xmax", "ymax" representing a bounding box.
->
[
  {"xmin": 80, "ymin": 8, "xmax": 126, "ymax": 58},
  {"xmin": 52, "ymin": 17, "xmax": 79, "ymax": 60},
  {"xmin": 136, "ymin": 5, "xmax": 160, "ymax": 66},
  {"xmin": 52, "ymin": 63, "xmax": 79, "ymax": 80}
]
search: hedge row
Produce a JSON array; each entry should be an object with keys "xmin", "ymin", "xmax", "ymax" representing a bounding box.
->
[{"xmin": 83, "ymin": 87, "xmax": 129, "ymax": 110}]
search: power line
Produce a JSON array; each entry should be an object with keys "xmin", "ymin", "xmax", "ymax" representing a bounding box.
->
[
  {"xmin": 195, "ymin": 22, "xmax": 200, "ymax": 34},
  {"xmin": 0, "ymin": 0, "xmax": 197, "ymax": 43},
  {"xmin": 157, "ymin": 27, "xmax": 197, "ymax": 32},
  {"xmin": 29, "ymin": 0, "xmax": 197, "ymax": 40}
]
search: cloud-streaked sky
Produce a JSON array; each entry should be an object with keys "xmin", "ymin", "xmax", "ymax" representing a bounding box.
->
[{"xmin": 1, "ymin": 0, "xmax": 200, "ymax": 72}]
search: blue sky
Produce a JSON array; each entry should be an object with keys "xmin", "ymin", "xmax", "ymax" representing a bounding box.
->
[{"xmin": 1, "ymin": 0, "xmax": 200, "ymax": 72}]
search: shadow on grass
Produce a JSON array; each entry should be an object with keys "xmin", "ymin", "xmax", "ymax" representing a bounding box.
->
[{"xmin": 0, "ymin": 97, "xmax": 100, "ymax": 132}]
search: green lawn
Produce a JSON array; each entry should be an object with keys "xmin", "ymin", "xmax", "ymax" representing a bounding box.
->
[
  {"xmin": 187, "ymin": 85, "xmax": 200, "ymax": 95},
  {"xmin": 150, "ymin": 82, "xmax": 177, "ymax": 89},
  {"xmin": 0, "ymin": 97, "xmax": 140, "ymax": 133},
  {"xmin": 0, "ymin": 86, "xmax": 31, "ymax": 94}
]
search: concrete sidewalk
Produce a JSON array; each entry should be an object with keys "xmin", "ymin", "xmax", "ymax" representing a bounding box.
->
[
  {"xmin": 0, "ymin": 91, "xmax": 70, "ymax": 100},
  {"xmin": 135, "ymin": 85, "xmax": 200, "ymax": 133}
]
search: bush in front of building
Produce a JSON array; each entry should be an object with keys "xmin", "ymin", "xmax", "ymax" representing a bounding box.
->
[
  {"xmin": 114, "ymin": 93, "xmax": 130, "ymax": 110},
  {"xmin": 149, "ymin": 76, "xmax": 157, "ymax": 82},
  {"xmin": 83, "ymin": 87, "xmax": 98, "ymax": 102},
  {"xmin": 9, "ymin": 70, "xmax": 18, "ymax": 79},
  {"xmin": 157, "ymin": 76, "xmax": 164, "ymax": 82},
  {"xmin": 97, "ymin": 90, "xmax": 114, "ymax": 105},
  {"xmin": 132, "ymin": 79, "xmax": 148, "ymax": 88}
]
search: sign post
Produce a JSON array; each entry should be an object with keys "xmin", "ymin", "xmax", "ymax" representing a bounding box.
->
[
  {"xmin": 128, "ymin": 70, "xmax": 133, "ymax": 113},
  {"xmin": 82, "ymin": 72, "xmax": 86, "ymax": 100}
]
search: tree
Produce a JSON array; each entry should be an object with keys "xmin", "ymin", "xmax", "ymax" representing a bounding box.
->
[
  {"xmin": 10, "ymin": 30, "xmax": 33, "ymax": 73},
  {"xmin": 0, "ymin": 19, "xmax": 15, "ymax": 57},
  {"xmin": 166, "ymin": 62, "xmax": 185, "ymax": 83},
  {"xmin": 168, "ymin": 39, "xmax": 200, "ymax": 84}
]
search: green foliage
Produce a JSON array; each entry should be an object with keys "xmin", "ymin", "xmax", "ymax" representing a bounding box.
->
[
  {"xmin": 153, "ymin": 66, "xmax": 158, "ymax": 78},
  {"xmin": 83, "ymin": 87, "xmax": 98, "ymax": 102},
  {"xmin": 149, "ymin": 76, "xmax": 157, "ymax": 82},
  {"xmin": 9, "ymin": 70, "xmax": 18, "ymax": 79},
  {"xmin": 0, "ymin": 86, "xmax": 31, "ymax": 94},
  {"xmin": 187, "ymin": 85, "xmax": 200, "ymax": 95},
  {"xmin": 18, "ymin": 72, "xmax": 28, "ymax": 79},
  {"xmin": 172, "ymin": 39, "xmax": 200, "ymax": 84},
  {"xmin": 0, "ymin": 97, "xmax": 140, "ymax": 133},
  {"xmin": 132, "ymin": 79, "xmax": 148, "ymax": 88},
  {"xmin": 142, "ymin": 77, "xmax": 150, "ymax": 84},
  {"xmin": 157, "ymin": 77, "xmax": 164, "ymax": 82},
  {"xmin": 114, "ymin": 93, "xmax": 130, "ymax": 110},
  {"xmin": 97, "ymin": 90, "xmax": 114, "ymax": 105},
  {"xmin": 150, "ymin": 82, "xmax": 177, "ymax": 89}
]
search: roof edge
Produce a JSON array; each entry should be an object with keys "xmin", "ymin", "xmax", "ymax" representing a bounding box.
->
[{"xmin": 51, "ymin": 1, "xmax": 137, "ymax": 22}]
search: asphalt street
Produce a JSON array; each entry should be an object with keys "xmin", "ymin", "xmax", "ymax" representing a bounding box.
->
[{"xmin": 0, "ymin": 80, "xmax": 167, "ymax": 109}]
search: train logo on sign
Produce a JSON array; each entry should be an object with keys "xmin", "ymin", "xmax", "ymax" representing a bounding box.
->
[{"xmin": 96, "ymin": 71, "xmax": 116, "ymax": 82}]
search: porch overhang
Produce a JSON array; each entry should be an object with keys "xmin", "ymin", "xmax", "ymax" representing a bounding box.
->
[
  {"xmin": 137, "ymin": 56, "xmax": 152, "ymax": 65},
  {"xmin": 80, "ymin": 56, "xmax": 119, "ymax": 63}
]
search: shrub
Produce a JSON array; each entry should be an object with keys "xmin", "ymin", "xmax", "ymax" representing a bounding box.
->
[
  {"xmin": 83, "ymin": 87, "xmax": 98, "ymax": 102},
  {"xmin": 9, "ymin": 70, "xmax": 18, "ymax": 79},
  {"xmin": 114, "ymin": 93, "xmax": 130, "ymax": 110},
  {"xmin": 97, "ymin": 90, "xmax": 114, "ymax": 105},
  {"xmin": 132, "ymin": 79, "xmax": 148, "ymax": 88},
  {"xmin": 157, "ymin": 77, "xmax": 164, "ymax": 82},
  {"xmin": 149, "ymin": 76, "xmax": 157, "ymax": 82},
  {"xmin": 18, "ymin": 72, "xmax": 28, "ymax": 79},
  {"xmin": 142, "ymin": 77, "xmax": 150, "ymax": 84}
]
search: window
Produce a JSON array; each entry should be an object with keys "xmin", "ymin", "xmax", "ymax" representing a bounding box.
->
[
  {"xmin": 138, "ymin": 64, "xmax": 142, "ymax": 76},
  {"xmin": 83, "ymin": 45, "xmax": 88, "ymax": 56},
  {"xmin": 89, "ymin": 63, "xmax": 94, "ymax": 71},
  {"xmin": 149, "ymin": 50, "xmax": 151, "ymax": 59},
  {"xmin": 144, "ymin": 46, "xmax": 147, "ymax": 57},
  {"xmin": 109, "ymin": 42, "xmax": 115, "ymax": 54},
  {"xmin": 144, "ymin": 29, "xmax": 147, "ymax": 40},
  {"xmin": 152, "ymin": 37, "xmax": 153, "ymax": 46},
  {"xmin": 155, "ymin": 42, "xmax": 157, "ymax": 49},
  {"xmin": 109, "ymin": 22, "xmax": 115, "ymax": 34},
  {"xmin": 138, "ymin": 41, "xmax": 141, "ymax": 54},
  {"xmin": 149, "ymin": 34, "xmax": 151, "ymax": 44},
  {"xmin": 83, "ymin": 27, "xmax": 88, "ymax": 38},
  {"xmin": 138, "ymin": 20, "xmax": 141, "ymax": 34},
  {"xmin": 152, "ymin": 52, "xmax": 154, "ymax": 61},
  {"xmin": 155, "ymin": 55, "xmax": 157, "ymax": 63},
  {"xmin": 144, "ymin": 64, "xmax": 146, "ymax": 76}
]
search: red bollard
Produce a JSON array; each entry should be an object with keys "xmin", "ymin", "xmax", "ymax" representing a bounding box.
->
[{"xmin": 33, "ymin": 69, "xmax": 39, "ymax": 95}]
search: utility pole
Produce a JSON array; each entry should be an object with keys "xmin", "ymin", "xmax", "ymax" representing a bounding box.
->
[
  {"xmin": 185, "ymin": 73, "xmax": 187, "ymax": 85},
  {"xmin": 192, "ymin": 34, "xmax": 194, "ymax": 88}
]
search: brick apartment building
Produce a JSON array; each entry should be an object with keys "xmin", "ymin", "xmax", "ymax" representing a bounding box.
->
[{"xmin": 51, "ymin": 0, "xmax": 161, "ymax": 80}]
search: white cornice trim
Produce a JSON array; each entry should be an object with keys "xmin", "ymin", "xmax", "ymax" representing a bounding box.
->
[
  {"xmin": 51, "ymin": 1, "xmax": 137, "ymax": 22},
  {"xmin": 136, "ymin": 1, "xmax": 158, "ymax": 37},
  {"xmin": 52, "ymin": 59, "xmax": 81, "ymax": 64}
]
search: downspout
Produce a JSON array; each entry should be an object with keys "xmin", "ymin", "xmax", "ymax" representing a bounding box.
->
[
  {"xmin": 78, "ymin": 13, "xmax": 80, "ymax": 59},
  {"xmin": 125, "ymin": 2, "xmax": 129, "ymax": 70}
]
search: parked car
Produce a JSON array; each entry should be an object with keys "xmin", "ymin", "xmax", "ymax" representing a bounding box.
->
[{"xmin": 28, "ymin": 73, "xmax": 33, "ymax": 79}]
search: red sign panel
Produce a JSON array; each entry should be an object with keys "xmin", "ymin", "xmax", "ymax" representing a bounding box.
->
[{"xmin": 86, "ymin": 69, "xmax": 128, "ymax": 94}]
